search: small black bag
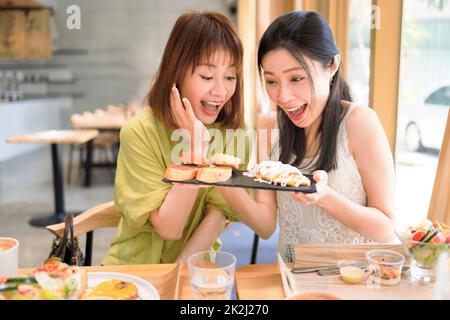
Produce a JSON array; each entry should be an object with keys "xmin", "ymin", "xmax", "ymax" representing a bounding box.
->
[{"xmin": 48, "ymin": 214, "xmax": 85, "ymax": 266}]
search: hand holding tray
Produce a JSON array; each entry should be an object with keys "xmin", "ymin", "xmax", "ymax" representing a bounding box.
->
[{"xmin": 163, "ymin": 170, "xmax": 317, "ymax": 193}]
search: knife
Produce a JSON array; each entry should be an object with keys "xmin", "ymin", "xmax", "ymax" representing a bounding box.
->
[{"xmin": 291, "ymin": 265, "xmax": 338, "ymax": 274}]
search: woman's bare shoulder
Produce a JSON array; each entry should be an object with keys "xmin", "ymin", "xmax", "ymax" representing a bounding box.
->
[
  {"xmin": 345, "ymin": 102, "xmax": 379, "ymax": 133},
  {"xmin": 344, "ymin": 102, "xmax": 383, "ymax": 154}
]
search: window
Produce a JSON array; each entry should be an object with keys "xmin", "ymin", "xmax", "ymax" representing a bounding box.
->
[
  {"xmin": 395, "ymin": 0, "xmax": 450, "ymax": 226},
  {"xmin": 348, "ymin": 0, "xmax": 372, "ymax": 106}
]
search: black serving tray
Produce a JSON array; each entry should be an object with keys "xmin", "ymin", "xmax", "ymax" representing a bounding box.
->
[{"xmin": 162, "ymin": 170, "xmax": 316, "ymax": 193}]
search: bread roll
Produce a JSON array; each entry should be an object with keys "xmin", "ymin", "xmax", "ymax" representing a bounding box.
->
[
  {"xmin": 196, "ymin": 166, "xmax": 232, "ymax": 183},
  {"xmin": 210, "ymin": 153, "xmax": 241, "ymax": 169},
  {"xmin": 165, "ymin": 164, "xmax": 198, "ymax": 181},
  {"xmin": 180, "ymin": 152, "xmax": 210, "ymax": 166}
]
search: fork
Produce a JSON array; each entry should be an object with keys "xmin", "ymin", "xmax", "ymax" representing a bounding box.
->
[
  {"xmin": 285, "ymin": 244, "xmax": 295, "ymax": 263},
  {"xmin": 317, "ymin": 265, "xmax": 411, "ymax": 276}
]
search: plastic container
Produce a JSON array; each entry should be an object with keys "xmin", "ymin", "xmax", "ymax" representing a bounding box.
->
[{"xmin": 366, "ymin": 250, "xmax": 405, "ymax": 286}]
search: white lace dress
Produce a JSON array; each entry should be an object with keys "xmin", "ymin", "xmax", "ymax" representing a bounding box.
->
[{"xmin": 270, "ymin": 105, "xmax": 373, "ymax": 261}]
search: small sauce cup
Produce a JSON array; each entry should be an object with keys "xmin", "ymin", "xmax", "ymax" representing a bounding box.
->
[
  {"xmin": 337, "ymin": 260, "xmax": 366, "ymax": 284},
  {"xmin": 366, "ymin": 250, "xmax": 405, "ymax": 286}
]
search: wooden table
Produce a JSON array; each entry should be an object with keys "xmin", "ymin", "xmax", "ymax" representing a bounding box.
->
[
  {"xmin": 19, "ymin": 263, "xmax": 195, "ymax": 300},
  {"xmin": 236, "ymin": 262, "xmax": 450, "ymax": 300},
  {"xmin": 19, "ymin": 263, "xmax": 284, "ymax": 300},
  {"xmin": 7, "ymin": 130, "xmax": 99, "ymax": 227},
  {"xmin": 236, "ymin": 264, "xmax": 285, "ymax": 300}
]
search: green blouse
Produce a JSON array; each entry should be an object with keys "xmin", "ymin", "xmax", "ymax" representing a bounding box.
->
[{"xmin": 102, "ymin": 108, "xmax": 249, "ymax": 265}]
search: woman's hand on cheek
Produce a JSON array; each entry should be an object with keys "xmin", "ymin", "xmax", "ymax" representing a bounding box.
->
[
  {"xmin": 291, "ymin": 170, "xmax": 330, "ymax": 205},
  {"xmin": 171, "ymin": 85, "xmax": 210, "ymax": 158}
]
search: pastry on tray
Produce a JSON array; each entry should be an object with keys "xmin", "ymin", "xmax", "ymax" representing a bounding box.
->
[
  {"xmin": 164, "ymin": 164, "xmax": 198, "ymax": 181},
  {"xmin": 195, "ymin": 166, "xmax": 232, "ymax": 183},
  {"xmin": 165, "ymin": 153, "xmax": 240, "ymax": 183},
  {"xmin": 179, "ymin": 152, "xmax": 210, "ymax": 167},
  {"xmin": 244, "ymin": 161, "xmax": 311, "ymax": 187},
  {"xmin": 180, "ymin": 152, "xmax": 240, "ymax": 169},
  {"xmin": 210, "ymin": 153, "xmax": 241, "ymax": 169}
]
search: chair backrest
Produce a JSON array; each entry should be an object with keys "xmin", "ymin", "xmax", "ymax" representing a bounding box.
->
[{"xmin": 46, "ymin": 201, "xmax": 120, "ymax": 237}]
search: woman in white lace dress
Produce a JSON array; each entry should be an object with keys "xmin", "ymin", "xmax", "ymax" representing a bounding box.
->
[{"xmin": 217, "ymin": 11, "xmax": 396, "ymax": 261}]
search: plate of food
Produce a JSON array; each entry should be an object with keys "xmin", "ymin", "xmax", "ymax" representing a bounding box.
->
[
  {"xmin": 81, "ymin": 272, "xmax": 160, "ymax": 300},
  {"xmin": 0, "ymin": 259, "xmax": 159, "ymax": 300},
  {"xmin": 163, "ymin": 154, "xmax": 316, "ymax": 193}
]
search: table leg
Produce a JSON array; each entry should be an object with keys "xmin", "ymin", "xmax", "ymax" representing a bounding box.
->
[
  {"xmin": 250, "ymin": 233, "xmax": 259, "ymax": 264},
  {"xmin": 83, "ymin": 140, "xmax": 93, "ymax": 187},
  {"xmin": 29, "ymin": 144, "xmax": 76, "ymax": 227}
]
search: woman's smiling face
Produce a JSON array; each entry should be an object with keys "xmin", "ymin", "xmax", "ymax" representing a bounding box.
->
[
  {"xmin": 179, "ymin": 50, "xmax": 237, "ymax": 125},
  {"xmin": 261, "ymin": 48, "xmax": 336, "ymax": 129}
]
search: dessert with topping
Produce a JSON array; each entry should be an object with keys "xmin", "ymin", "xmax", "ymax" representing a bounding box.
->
[{"xmin": 244, "ymin": 160, "xmax": 310, "ymax": 187}]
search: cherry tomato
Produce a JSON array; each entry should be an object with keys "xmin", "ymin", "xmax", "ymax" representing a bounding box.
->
[
  {"xmin": 412, "ymin": 230, "xmax": 426, "ymax": 242},
  {"xmin": 445, "ymin": 235, "xmax": 450, "ymax": 244}
]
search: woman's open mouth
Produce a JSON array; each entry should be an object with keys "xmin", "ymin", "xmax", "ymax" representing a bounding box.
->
[
  {"xmin": 286, "ymin": 103, "xmax": 307, "ymax": 122},
  {"xmin": 201, "ymin": 101, "xmax": 222, "ymax": 116}
]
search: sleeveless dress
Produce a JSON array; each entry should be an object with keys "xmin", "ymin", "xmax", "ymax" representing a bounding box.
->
[{"xmin": 270, "ymin": 105, "xmax": 373, "ymax": 261}]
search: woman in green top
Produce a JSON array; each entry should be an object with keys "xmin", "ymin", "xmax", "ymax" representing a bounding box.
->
[{"xmin": 103, "ymin": 11, "xmax": 245, "ymax": 265}]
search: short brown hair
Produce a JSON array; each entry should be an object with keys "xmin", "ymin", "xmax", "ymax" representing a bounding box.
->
[{"xmin": 146, "ymin": 11, "xmax": 243, "ymax": 130}]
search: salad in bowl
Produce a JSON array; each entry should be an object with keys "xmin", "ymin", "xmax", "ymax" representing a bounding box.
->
[
  {"xmin": 396, "ymin": 219, "xmax": 449, "ymax": 268},
  {"xmin": 0, "ymin": 258, "xmax": 85, "ymax": 300}
]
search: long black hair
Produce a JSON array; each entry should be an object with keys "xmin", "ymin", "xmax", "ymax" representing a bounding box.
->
[{"xmin": 257, "ymin": 11, "xmax": 352, "ymax": 171}]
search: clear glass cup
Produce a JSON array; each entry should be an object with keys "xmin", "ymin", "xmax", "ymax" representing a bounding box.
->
[
  {"xmin": 366, "ymin": 249, "xmax": 405, "ymax": 286},
  {"xmin": 187, "ymin": 250, "xmax": 236, "ymax": 300},
  {"xmin": 396, "ymin": 228, "xmax": 449, "ymax": 283}
]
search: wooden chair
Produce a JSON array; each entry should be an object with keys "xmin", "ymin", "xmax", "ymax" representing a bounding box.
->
[
  {"xmin": 46, "ymin": 201, "xmax": 120, "ymax": 266},
  {"xmin": 67, "ymin": 132, "xmax": 119, "ymax": 185}
]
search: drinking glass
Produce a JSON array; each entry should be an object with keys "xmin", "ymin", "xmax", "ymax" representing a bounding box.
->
[{"xmin": 187, "ymin": 250, "xmax": 236, "ymax": 300}]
